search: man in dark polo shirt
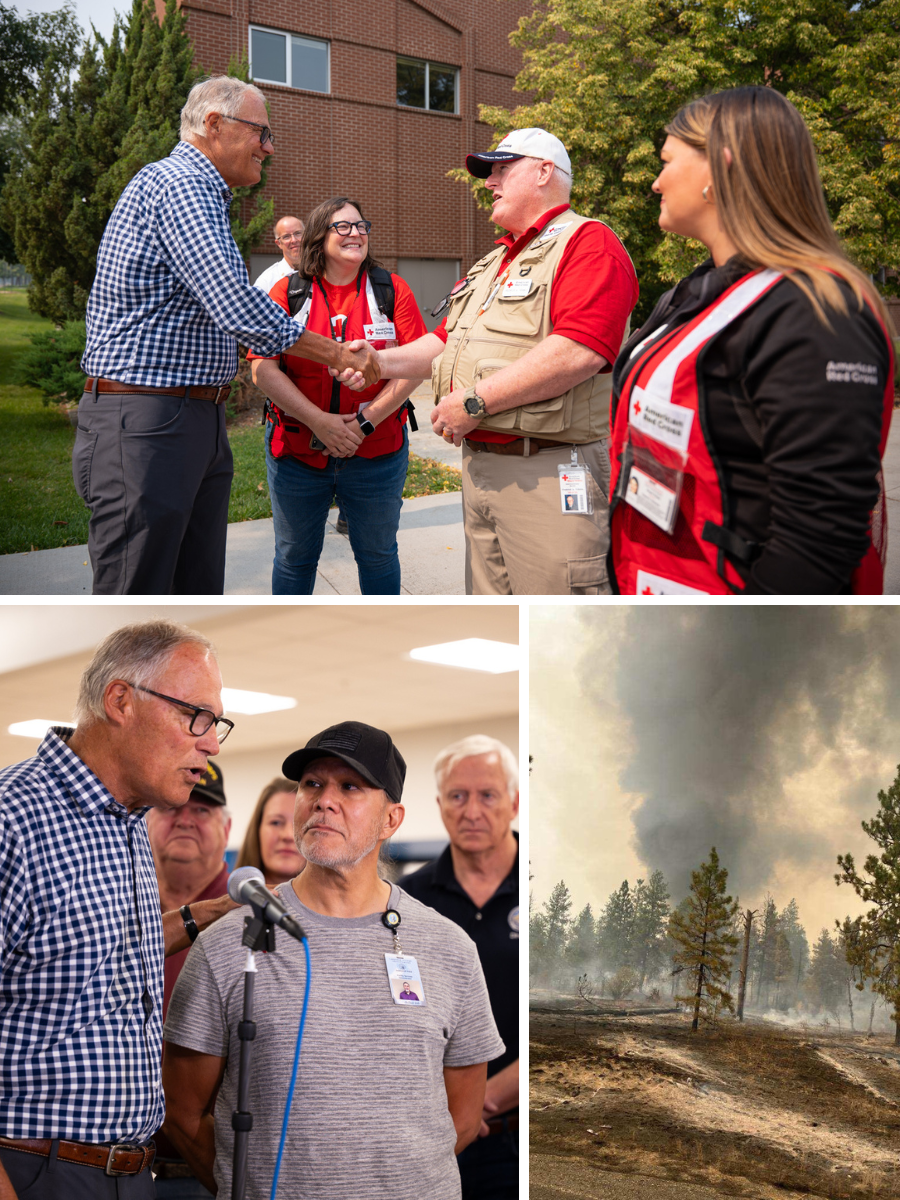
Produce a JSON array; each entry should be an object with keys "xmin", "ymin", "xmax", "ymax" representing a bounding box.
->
[
  {"xmin": 402, "ymin": 736, "xmax": 519, "ymax": 1200},
  {"xmin": 147, "ymin": 761, "xmax": 232, "ymax": 1197}
]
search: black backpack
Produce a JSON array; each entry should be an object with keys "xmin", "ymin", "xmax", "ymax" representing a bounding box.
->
[{"xmin": 278, "ymin": 266, "xmax": 417, "ymax": 430}]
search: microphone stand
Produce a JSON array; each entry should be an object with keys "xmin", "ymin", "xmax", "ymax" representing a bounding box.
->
[{"xmin": 232, "ymin": 907, "xmax": 276, "ymax": 1200}]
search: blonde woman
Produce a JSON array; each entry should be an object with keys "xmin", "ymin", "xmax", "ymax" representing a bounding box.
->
[
  {"xmin": 609, "ymin": 86, "xmax": 894, "ymax": 595},
  {"xmin": 235, "ymin": 777, "xmax": 305, "ymax": 887}
]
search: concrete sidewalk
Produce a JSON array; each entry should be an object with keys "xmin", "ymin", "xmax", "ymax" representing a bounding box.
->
[{"xmin": 2, "ymin": 416, "xmax": 900, "ymax": 596}]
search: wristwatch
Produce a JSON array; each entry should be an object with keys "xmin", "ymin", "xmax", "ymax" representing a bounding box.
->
[
  {"xmin": 180, "ymin": 905, "xmax": 200, "ymax": 944},
  {"xmin": 355, "ymin": 410, "xmax": 376, "ymax": 436},
  {"xmin": 462, "ymin": 388, "xmax": 488, "ymax": 419}
]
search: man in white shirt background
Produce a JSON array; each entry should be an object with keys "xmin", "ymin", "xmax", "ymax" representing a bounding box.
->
[{"xmin": 252, "ymin": 215, "xmax": 304, "ymax": 292}]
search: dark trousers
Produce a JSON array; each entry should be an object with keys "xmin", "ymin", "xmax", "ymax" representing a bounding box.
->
[
  {"xmin": 73, "ymin": 388, "xmax": 233, "ymax": 595},
  {"xmin": 457, "ymin": 1127, "xmax": 519, "ymax": 1200},
  {"xmin": 0, "ymin": 1144, "xmax": 155, "ymax": 1199}
]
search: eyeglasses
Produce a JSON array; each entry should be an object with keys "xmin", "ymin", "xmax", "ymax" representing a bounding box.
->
[
  {"xmin": 326, "ymin": 220, "xmax": 371, "ymax": 236},
  {"xmin": 127, "ymin": 682, "xmax": 234, "ymax": 743},
  {"xmin": 275, "ymin": 231, "xmax": 303, "ymax": 243},
  {"xmin": 221, "ymin": 114, "xmax": 275, "ymax": 147}
]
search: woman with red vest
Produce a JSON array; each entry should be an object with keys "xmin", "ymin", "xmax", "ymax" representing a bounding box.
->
[
  {"xmin": 250, "ymin": 197, "xmax": 427, "ymax": 594},
  {"xmin": 608, "ymin": 87, "xmax": 894, "ymax": 595}
]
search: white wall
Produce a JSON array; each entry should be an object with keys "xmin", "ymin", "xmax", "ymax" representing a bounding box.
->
[{"xmin": 219, "ymin": 713, "xmax": 519, "ymax": 851}]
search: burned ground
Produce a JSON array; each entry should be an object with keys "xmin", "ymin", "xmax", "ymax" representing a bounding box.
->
[{"xmin": 530, "ymin": 996, "xmax": 900, "ymax": 1199}]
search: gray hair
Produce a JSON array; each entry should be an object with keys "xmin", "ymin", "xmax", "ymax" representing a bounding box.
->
[
  {"xmin": 434, "ymin": 736, "xmax": 519, "ymax": 797},
  {"xmin": 73, "ymin": 619, "xmax": 217, "ymax": 727},
  {"xmin": 180, "ymin": 76, "xmax": 267, "ymax": 140}
]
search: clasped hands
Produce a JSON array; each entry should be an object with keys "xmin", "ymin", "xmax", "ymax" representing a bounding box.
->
[{"xmin": 332, "ymin": 341, "xmax": 481, "ymax": 446}]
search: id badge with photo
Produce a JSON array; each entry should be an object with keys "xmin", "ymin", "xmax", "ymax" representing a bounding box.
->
[
  {"xmin": 385, "ymin": 953, "xmax": 426, "ymax": 1005},
  {"xmin": 558, "ymin": 461, "xmax": 592, "ymax": 515},
  {"xmin": 623, "ymin": 461, "xmax": 678, "ymax": 533}
]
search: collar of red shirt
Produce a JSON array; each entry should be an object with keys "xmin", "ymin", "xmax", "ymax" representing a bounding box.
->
[{"xmin": 495, "ymin": 202, "xmax": 572, "ymax": 269}]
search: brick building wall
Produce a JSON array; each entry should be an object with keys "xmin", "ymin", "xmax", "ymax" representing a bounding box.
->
[{"xmin": 162, "ymin": 0, "xmax": 533, "ymax": 301}]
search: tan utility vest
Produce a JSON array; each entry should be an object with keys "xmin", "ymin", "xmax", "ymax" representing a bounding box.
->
[{"xmin": 432, "ymin": 210, "xmax": 626, "ymax": 442}]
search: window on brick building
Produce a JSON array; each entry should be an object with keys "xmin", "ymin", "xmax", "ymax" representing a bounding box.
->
[
  {"xmin": 397, "ymin": 58, "xmax": 457, "ymax": 113},
  {"xmin": 250, "ymin": 26, "xmax": 329, "ymax": 92}
]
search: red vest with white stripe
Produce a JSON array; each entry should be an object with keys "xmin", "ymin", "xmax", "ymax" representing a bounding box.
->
[
  {"xmin": 609, "ymin": 269, "xmax": 894, "ymax": 595},
  {"xmin": 268, "ymin": 271, "xmax": 405, "ymax": 468}
]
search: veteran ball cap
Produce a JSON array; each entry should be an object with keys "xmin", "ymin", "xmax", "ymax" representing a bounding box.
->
[
  {"xmin": 283, "ymin": 721, "xmax": 407, "ymax": 804},
  {"xmin": 465, "ymin": 127, "xmax": 572, "ymax": 179},
  {"xmin": 191, "ymin": 761, "xmax": 226, "ymax": 806}
]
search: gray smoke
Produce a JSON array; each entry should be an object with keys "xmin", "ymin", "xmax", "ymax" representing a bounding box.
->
[{"xmin": 575, "ymin": 606, "xmax": 900, "ymax": 902}]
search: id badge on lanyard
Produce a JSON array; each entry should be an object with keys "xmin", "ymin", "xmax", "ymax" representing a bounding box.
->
[
  {"xmin": 558, "ymin": 447, "xmax": 593, "ymax": 515},
  {"xmin": 615, "ymin": 385, "xmax": 693, "ymax": 536}
]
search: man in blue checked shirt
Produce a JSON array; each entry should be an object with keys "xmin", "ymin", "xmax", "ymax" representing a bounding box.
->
[
  {"xmin": 0, "ymin": 619, "xmax": 238, "ymax": 1199},
  {"xmin": 79, "ymin": 75, "xmax": 379, "ymax": 596}
]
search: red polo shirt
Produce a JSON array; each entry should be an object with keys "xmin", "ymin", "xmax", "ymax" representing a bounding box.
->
[{"xmin": 435, "ymin": 203, "xmax": 638, "ymax": 443}]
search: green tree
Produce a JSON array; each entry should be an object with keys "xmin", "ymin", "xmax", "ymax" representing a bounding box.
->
[
  {"xmin": 631, "ymin": 870, "xmax": 671, "ymax": 989},
  {"xmin": 469, "ymin": 0, "xmax": 900, "ymax": 323},
  {"xmin": 596, "ymin": 880, "xmax": 635, "ymax": 970},
  {"xmin": 837, "ymin": 764, "xmax": 900, "ymax": 1045},
  {"xmin": 566, "ymin": 903, "xmax": 596, "ymax": 969},
  {"xmin": 669, "ymin": 847, "xmax": 739, "ymax": 1031},
  {"xmin": 805, "ymin": 929, "xmax": 846, "ymax": 1017}
]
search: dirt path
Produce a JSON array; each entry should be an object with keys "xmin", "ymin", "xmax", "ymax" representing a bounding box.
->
[{"xmin": 530, "ymin": 1154, "xmax": 826, "ymax": 1200}]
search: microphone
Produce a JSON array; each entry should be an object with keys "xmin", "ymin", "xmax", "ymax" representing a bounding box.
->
[{"xmin": 228, "ymin": 866, "xmax": 306, "ymax": 943}]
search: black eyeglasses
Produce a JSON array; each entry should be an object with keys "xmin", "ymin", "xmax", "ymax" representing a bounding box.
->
[
  {"xmin": 326, "ymin": 220, "xmax": 371, "ymax": 236},
  {"xmin": 222, "ymin": 114, "xmax": 275, "ymax": 147},
  {"xmin": 127, "ymin": 683, "xmax": 234, "ymax": 743}
]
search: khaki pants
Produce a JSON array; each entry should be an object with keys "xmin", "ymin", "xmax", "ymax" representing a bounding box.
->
[{"xmin": 462, "ymin": 439, "xmax": 611, "ymax": 595}]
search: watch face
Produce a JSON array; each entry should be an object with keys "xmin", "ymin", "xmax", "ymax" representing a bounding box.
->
[{"xmin": 464, "ymin": 398, "xmax": 480, "ymax": 415}]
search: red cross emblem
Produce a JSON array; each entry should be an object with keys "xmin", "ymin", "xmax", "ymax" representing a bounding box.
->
[
  {"xmin": 561, "ymin": 474, "xmax": 569, "ymax": 482},
  {"xmin": 642, "ymin": 587, "xmax": 653, "ymax": 595},
  {"xmin": 633, "ymin": 399, "xmax": 642, "ymax": 416}
]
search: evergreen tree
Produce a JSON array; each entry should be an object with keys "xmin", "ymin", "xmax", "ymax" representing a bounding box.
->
[
  {"xmin": 596, "ymin": 880, "xmax": 634, "ymax": 971},
  {"xmin": 669, "ymin": 847, "xmax": 739, "ymax": 1032},
  {"xmin": 752, "ymin": 896, "xmax": 779, "ymax": 1008},
  {"xmin": 467, "ymin": 0, "xmax": 900, "ymax": 322},
  {"xmin": 837, "ymin": 763, "xmax": 900, "ymax": 1045},
  {"xmin": 531, "ymin": 881, "xmax": 573, "ymax": 984},
  {"xmin": 566, "ymin": 903, "xmax": 596, "ymax": 970},
  {"xmin": 772, "ymin": 929, "xmax": 795, "ymax": 1011},
  {"xmin": 806, "ymin": 929, "xmax": 845, "ymax": 1017},
  {"xmin": 780, "ymin": 898, "xmax": 811, "ymax": 998},
  {"xmin": 631, "ymin": 870, "xmax": 670, "ymax": 988}
]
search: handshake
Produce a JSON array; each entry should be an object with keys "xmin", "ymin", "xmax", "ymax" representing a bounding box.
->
[{"xmin": 328, "ymin": 339, "xmax": 380, "ymax": 390}]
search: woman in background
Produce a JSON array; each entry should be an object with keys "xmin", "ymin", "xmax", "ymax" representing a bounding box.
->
[
  {"xmin": 236, "ymin": 777, "xmax": 305, "ymax": 887},
  {"xmin": 608, "ymin": 86, "xmax": 894, "ymax": 595}
]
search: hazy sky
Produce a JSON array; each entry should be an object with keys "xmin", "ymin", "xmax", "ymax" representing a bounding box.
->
[
  {"xmin": 530, "ymin": 605, "xmax": 899, "ymax": 944},
  {"xmin": 14, "ymin": 0, "xmax": 120, "ymax": 43}
]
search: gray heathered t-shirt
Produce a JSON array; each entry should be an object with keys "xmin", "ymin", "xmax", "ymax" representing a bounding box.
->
[{"xmin": 164, "ymin": 882, "xmax": 505, "ymax": 1200}]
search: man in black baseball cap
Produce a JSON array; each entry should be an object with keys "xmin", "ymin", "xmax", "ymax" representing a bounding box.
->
[{"xmin": 163, "ymin": 720, "xmax": 503, "ymax": 1198}]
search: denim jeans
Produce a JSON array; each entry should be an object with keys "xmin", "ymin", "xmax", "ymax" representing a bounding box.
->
[{"xmin": 266, "ymin": 429, "xmax": 408, "ymax": 594}]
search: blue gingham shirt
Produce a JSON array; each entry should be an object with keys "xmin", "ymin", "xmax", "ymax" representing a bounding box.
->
[
  {"xmin": 82, "ymin": 141, "xmax": 305, "ymax": 387},
  {"xmin": 0, "ymin": 729, "xmax": 165, "ymax": 1141}
]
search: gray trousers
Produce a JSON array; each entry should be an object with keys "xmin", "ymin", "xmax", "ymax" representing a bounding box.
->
[
  {"xmin": 73, "ymin": 386, "xmax": 233, "ymax": 595},
  {"xmin": 0, "ymin": 1144, "xmax": 155, "ymax": 1198}
]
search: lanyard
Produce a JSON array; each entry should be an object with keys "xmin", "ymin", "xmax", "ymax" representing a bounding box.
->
[{"xmin": 315, "ymin": 270, "xmax": 364, "ymax": 412}]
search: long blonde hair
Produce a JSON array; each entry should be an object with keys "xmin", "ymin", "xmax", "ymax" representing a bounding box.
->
[{"xmin": 665, "ymin": 87, "xmax": 888, "ymax": 327}]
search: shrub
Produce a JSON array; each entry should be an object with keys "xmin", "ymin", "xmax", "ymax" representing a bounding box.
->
[{"xmin": 15, "ymin": 320, "xmax": 86, "ymax": 403}]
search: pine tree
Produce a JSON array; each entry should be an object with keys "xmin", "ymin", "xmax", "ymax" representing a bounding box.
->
[
  {"xmin": 669, "ymin": 848, "xmax": 739, "ymax": 1032},
  {"xmin": 780, "ymin": 898, "xmax": 811, "ymax": 999},
  {"xmin": 752, "ymin": 896, "xmax": 779, "ymax": 1008},
  {"xmin": 631, "ymin": 870, "xmax": 670, "ymax": 989},
  {"xmin": 806, "ymin": 929, "xmax": 845, "ymax": 1018},
  {"xmin": 772, "ymin": 929, "xmax": 795, "ymax": 1011},
  {"xmin": 837, "ymin": 764, "xmax": 900, "ymax": 1045},
  {"xmin": 566, "ymin": 903, "xmax": 596, "ymax": 970},
  {"xmin": 596, "ymin": 880, "xmax": 634, "ymax": 972}
]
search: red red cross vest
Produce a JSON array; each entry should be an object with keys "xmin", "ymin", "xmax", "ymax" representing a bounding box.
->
[
  {"xmin": 267, "ymin": 271, "xmax": 405, "ymax": 469},
  {"xmin": 609, "ymin": 269, "xmax": 894, "ymax": 595}
]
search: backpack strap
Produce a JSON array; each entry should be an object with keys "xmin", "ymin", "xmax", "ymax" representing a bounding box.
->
[
  {"xmin": 367, "ymin": 265, "xmax": 395, "ymax": 321},
  {"xmin": 285, "ymin": 272, "xmax": 313, "ymax": 317}
]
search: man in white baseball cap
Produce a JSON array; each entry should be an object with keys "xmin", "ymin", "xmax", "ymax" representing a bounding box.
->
[{"xmin": 337, "ymin": 126, "xmax": 638, "ymax": 595}]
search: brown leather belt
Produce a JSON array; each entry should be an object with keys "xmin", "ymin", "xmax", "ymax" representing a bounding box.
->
[
  {"xmin": 464, "ymin": 437, "xmax": 572, "ymax": 456},
  {"xmin": 484, "ymin": 1114, "xmax": 519, "ymax": 1136},
  {"xmin": 0, "ymin": 1135, "xmax": 155, "ymax": 1176},
  {"xmin": 83, "ymin": 377, "xmax": 231, "ymax": 403}
]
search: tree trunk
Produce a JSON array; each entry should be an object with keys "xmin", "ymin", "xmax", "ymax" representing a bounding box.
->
[
  {"xmin": 868, "ymin": 1000, "xmax": 875, "ymax": 1035},
  {"xmin": 894, "ymin": 1018, "xmax": 899, "ymax": 1047},
  {"xmin": 737, "ymin": 910, "xmax": 754, "ymax": 1022},
  {"xmin": 846, "ymin": 978, "xmax": 854, "ymax": 1031}
]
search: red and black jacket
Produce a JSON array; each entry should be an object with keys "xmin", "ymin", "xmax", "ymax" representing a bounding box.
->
[{"xmin": 608, "ymin": 258, "xmax": 894, "ymax": 595}]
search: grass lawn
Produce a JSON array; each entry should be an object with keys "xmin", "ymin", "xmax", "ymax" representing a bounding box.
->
[{"xmin": 0, "ymin": 291, "xmax": 460, "ymax": 555}]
